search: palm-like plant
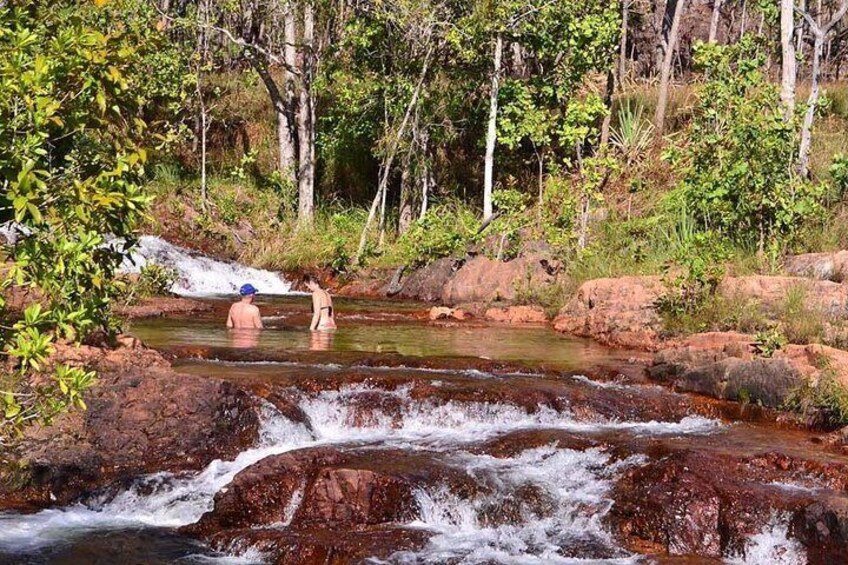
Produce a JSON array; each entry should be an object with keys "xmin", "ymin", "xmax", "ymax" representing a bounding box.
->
[{"xmin": 610, "ymin": 100, "xmax": 654, "ymax": 164}]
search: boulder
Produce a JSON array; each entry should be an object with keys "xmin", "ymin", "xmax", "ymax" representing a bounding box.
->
[
  {"xmin": 719, "ymin": 276, "xmax": 848, "ymax": 317},
  {"xmin": 441, "ymin": 254, "xmax": 559, "ymax": 305},
  {"xmin": 187, "ymin": 447, "xmax": 474, "ymax": 539},
  {"xmin": 0, "ymin": 342, "xmax": 260, "ymax": 512},
  {"xmin": 651, "ymin": 334, "xmax": 848, "ymax": 408},
  {"xmin": 428, "ymin": 306, "xmax": 470, "ymax": 321},
  {"xmin": 785, "ymin": 250, "xmax": 848, "ymax": 282},
  {"xmin": 484, "ymin": 305, "xmax": 548, "ymax": 324},
  {"xmin": 397, "ymin": 258, "xmax": 459, "ymax": 302},
  {"xmin": 553, "ymin": 276, "xmax": 665, "ymax": 350},
  {"xmin": 609, "ymin": 448, "xmax": 848, "ymax": 561}
]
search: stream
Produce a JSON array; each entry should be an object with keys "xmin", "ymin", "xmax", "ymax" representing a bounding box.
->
[{"xmin": 1, "ymin": 294, "xmax": 847, "ymax": 564}]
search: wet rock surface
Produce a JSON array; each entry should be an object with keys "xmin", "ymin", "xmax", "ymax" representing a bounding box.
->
[
  {"xmin": 608, "ymin": 447, "xmax": 848, "ymax": 563},
  {"xmin": 0, "ymin": 342, "xmax": 259, "ymax": 513}
]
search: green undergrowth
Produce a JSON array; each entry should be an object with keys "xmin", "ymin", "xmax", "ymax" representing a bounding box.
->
[{"xmin": 786, "ymin": 356, "xmax": 848, "ymax": 428}]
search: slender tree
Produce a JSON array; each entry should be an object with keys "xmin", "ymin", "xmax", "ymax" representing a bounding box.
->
[
  {"xmin": 483, "ymin": 32, "xmax": 503, "ymax": 221},
  {"xmin": 709, "ymin": 0, "xmax": 723, "ymax": 42},
  {"xmin": 654, "ymin": 0, "xmax": 686, "ymax": 134},
  {"xmin": 797, "ymin": 1, "xmax": 848, "ymax": 176},
  {"xmin": 781, "ymin": 0, "xmax": 797, "ymax": 119}
]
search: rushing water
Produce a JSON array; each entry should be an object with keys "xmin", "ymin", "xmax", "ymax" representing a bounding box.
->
[
  {"xmin": 0, "ymin": 295, "xmax": 838, "ymax": 564},
  {"xmin": 122, "ymin": 236, "xmax": 292, "ymax": 297}
]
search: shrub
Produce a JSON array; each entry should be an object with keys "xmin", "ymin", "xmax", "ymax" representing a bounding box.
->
[
  {"xmin": 395, "ymin": 203, "xmax": 479, "ymax": 267},
  {"xmin": 670, "ymin": 38, "xmax": 825, "ymax": 256},
  {"xmin": 656, "ymin": 231, "xmax": 731, "ymax": 318},
  {"xmin": 786, "ymin": 361, "xmax": 848, "ymax": 428}
]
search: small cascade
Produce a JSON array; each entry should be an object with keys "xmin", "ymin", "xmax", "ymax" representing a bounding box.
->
[
  {"xmin": 122, "ymin": 236, "xmax": 292, "ymax": 297},
  {"xmin": 0, "ymin": 378, "xmax": 825, "ymax": 564},
  {"xmin": 726, "ymin": 517, "xmax": 807, "ymax": 565},
  {"xmin": 398, "ymin": 447, "xmax": 646, "ymax": 564}
]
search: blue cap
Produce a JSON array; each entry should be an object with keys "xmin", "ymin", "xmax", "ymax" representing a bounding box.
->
[{"xmin": 239, "ymin": 283, "xmax": 258, "ymax": 296}]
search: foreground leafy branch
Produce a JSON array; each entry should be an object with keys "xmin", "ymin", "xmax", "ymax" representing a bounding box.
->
[{"xmin": 0, "ymin": 0, "xmax": 186, "ymax": 442}]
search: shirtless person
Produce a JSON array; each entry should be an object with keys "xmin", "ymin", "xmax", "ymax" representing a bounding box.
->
[
  {"xmin": 304, "ymin": 274, "xmax": 336, "ymax": 331},
  {"xmin": 226, "ymin": 284, "xmax": 263, "ymax": 329}
]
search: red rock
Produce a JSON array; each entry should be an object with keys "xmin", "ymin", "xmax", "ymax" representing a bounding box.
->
[
  {"xmin": 484, "ymin": 305, "xmax": 548, "ymax": 324},
  {"xmin": 0, "ymin": 344, "xmax": 260, "ymax": 513},
  {"xmin": 553, "ymin": 276, "xmax": 665, "ymax": 350},
  {"xmin": 609, "ymin": 449, "xmax": 848, "ymax": 560},
  {"xmin": 441, "ymin": 254, "xmax": 559, "ymax": 305}
]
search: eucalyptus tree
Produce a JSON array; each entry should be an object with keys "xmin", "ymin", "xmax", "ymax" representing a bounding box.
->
[
  {"xmin": 796, "ymin": 0, "xmax": 848, "ymax": 177},
  {"xmin": 654, "ymin": 0, "xmax": 686, "ymax": 134}
]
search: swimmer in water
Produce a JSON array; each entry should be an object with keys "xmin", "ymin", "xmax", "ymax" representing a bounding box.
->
[
  {"xmin": 226, "ymin": 284, "xmax": 263, "ymax": 329},
  {"xmin": 303, "ymin": 274, "xmax": 336, "ymax": 331}
]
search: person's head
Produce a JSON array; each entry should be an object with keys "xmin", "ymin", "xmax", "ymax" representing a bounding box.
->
[
  {"xmin": 239, "ymin": 283, "xmax": 258, "ymax": 302},
  {"xmin": 302, "ymin": 273, "xmax": 320, "ymax": 292}
]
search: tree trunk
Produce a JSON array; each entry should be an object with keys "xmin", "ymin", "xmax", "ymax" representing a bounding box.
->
[
  {"xmin": 600, "ymin": 68, "xmax": 615, "ymax": 146},
  {"xmin": 354, "ymin": 45, "xmax": 433, "ymax": 265},
  {"xmin": 283, "ymin": 3, "xmax": 298, "ymax": 174},
  {"xmin": 297, "ymin": 1, "xmax": 316, "ymax": 225},
  {"xmin": 619, "ymin": 0, "xmax": 630, "ymax": 85},
  {"xmin": 654, "ymin": 0, "xmax": 686, "ymax": 135},
  {"xmin": 709, "ymin": 0, "xmax": 722, "ymax": 42},
  {"xmin": 420, "ymin": 131, "xmax": 431, "ymax": 220},
  {"xmin": 798, "ymin": 2, "xmax": 848, "ymax": 176},
  {"xmin": 781, "ymin": 0, "xmax": 797, "ymax": 120},
  {"xmin": 483, "ymin": 32, "xmax": 503, "ymax": 221},
  {"xmin": 398, "ymin": 163, "xmax": 413, "ymax": 234}
]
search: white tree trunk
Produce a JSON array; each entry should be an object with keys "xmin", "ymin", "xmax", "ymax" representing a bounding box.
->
[
  {"xmin": 282, "ymin": 2, "xmax": 297, "ymax": 179},
  {"xmin": 297, "ymin": 1, "xmax": 316, "ymax": 225},
  {"xmin": 420, "ymin": 130, "xmax": 431, "ymax": 220},
  {"xmin": 355, "ymin": 46, "xmax": 433, "ymax": 265},
  {"xmin": 483, "ymin": 33, "xmax": 503, "ymax": 221},
  {"xmin": 654, "ymin": 0, "xmax": 686, "ymax": 135},
  {"xmin": 709, "ymin": 0, "xmax": 722, "ymax": 42},
  {"xmin": 797, "ymin": 2, "xmax": 848, "ymax": 176},
  {"xmin": 781, "ymin": 0, "xmax": 797, "ymax": 120}
]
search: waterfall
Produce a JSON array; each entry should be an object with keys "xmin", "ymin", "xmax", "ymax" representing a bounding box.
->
[{"xmin": 123, "ymin": 236, "xmax": 292, "ymax": 297}]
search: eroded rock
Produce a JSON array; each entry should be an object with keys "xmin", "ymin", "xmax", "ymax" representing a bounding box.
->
[
  {"xmin": 0, "ymin": 343, "xmax": 260, "ymax": 512},
  {"xmin": 553, "ymin": 276, "xmax": 665, "ymax": 350}
]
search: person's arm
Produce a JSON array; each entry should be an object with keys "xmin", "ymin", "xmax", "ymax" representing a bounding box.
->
[
  {"xmin": 226, "ymin": 305, "xmax": 234, "ymax": 328},
  {"xmin": 253, "ymin": 306, "xmax": 263, "ymax": 329},
  {"xmin": 310, "ymin": 292, "xmax": 321, "ymax": 331}
]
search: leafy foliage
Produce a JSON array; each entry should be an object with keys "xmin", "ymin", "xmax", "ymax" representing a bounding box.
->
[
  {"xmin": 656, "ymin": 231, "xmax": 731, "ymax": 319},
  {"xmin": 669, "ymin": 39, "xmax": 824, "ymax": 255},
  {"xmin": 0, "ymin": 1, "xmax": 184, "ymax": 440},
  {"xmin": 395, "ymin": 203, "xmax": 479, "ymax": 267}
]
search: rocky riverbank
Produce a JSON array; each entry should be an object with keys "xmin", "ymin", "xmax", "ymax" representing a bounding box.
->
[
  {"xmin": 333, "ymin": 249, "xmax": 848, "ymax": 430},
  {"xmin": 0, "ymin": 339, "xmax": 259, "ymax": 513}
]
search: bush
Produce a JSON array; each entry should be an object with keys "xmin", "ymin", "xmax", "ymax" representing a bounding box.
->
[
  {"xmin": 670, "ymin": 38, "xmax": 824, "ymax": 255},
  {"xmin": 656, "ymin": 231, "xmax": 731, "ymax": 318},
  {"xmin": 786, "ymin": 361, "xmax": 848, "ymax": 428},
  {"xmin": 394, "ymin": 203, "xmax": 479, "ymax": 267}
]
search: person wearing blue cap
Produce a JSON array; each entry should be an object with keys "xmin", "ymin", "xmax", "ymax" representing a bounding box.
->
[{"xmin": 226, "ymin": 283, "xmax": 263, "ymax": 329}]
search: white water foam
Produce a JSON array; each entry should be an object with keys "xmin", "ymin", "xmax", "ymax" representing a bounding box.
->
[
  {"xmin": 0, "ymin": 404, "xmax": 314, "ymax": 552},
  {"xmin": 297, "ymin": 384, "xmax": 723, "ymax": 450},
  {"xmin": 0, "ymin": 387, "xmax": 723, "ymax": 560},
  {"xmin": 121, "ymin": 235, "xmax": 292, "ymax": 297},
  {"xmin": 379, "ymin": 446, "xmax": 644, "ymax": 564},
  {"xmin": 725, "ymin": 516, "xmax": 807, "ymax": 565}
]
